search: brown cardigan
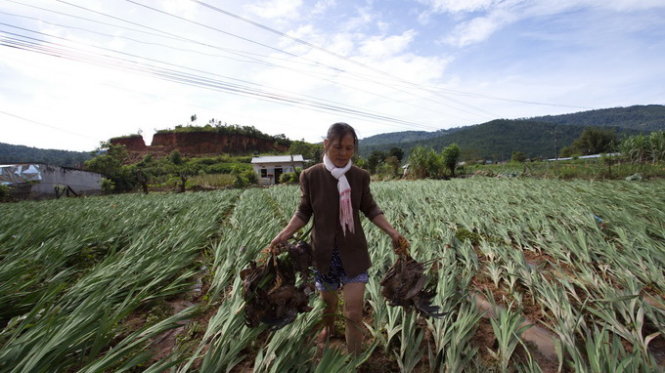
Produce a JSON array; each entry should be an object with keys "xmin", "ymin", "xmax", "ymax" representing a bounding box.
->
[{"xmin": 294, "ymin": 163, "xmax": 383, "ymax": 277}]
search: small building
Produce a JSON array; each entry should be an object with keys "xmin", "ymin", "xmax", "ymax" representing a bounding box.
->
[
  {"xmin": 0, "ymin": 163, "xmax": 102, "ymax": 199},
  {"xmin": 251, "ymin": 155, "xmax": 304, "ymax": 186}
]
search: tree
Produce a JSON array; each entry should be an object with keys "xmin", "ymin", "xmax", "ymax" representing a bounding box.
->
[
  {"xmin": 571, "ymin": 128, "xmax": 617, "ymax": 155},
  {"xmin": 87, "ymin": 143, "xmax": 128, "ymax": 171},
  {"xmin": 288, "ymin": 140, "xmax": 322, "ymax": 164},
  {"xmin": 377, "ymin": 155, "xmax": 400, "ymax": 179},
  {"xmin": 84, "ymin": 143, "xmax": 137, "ymax": 192},
  {"xmin": 441, "ymin": 143, "xmax": 461, "ymax": 177},
  {"xmin": 367, "ymin": 150, "xmax": 386, "ymax": 174},
  {"xmin": 559, "ymin": 145, "xmax": 575, "ymax": 158},
  {"xmin": 408, "ymin": 146, "xmax": 442, "ymax": 179},
  {"xmin": 511, "ymin": 151, "xmax": 527, "ymax": 163},
  {"xmin": 354, "ymin": 156, "xmax": 368, "ymax": 170},
  {"xmin": 389, "ymin": 147, "xmax": 404, "ymax": 162},
  {"xmin": 136, "ymin": 169, "xmax": 148, "ymax": 194},
  {"xmin": 169, "ymin": 150, "xmax": 183, "ymax": 165},
  {"xmin": 168, "ymin": 163, "xmax": 195, "ymax": 193}
]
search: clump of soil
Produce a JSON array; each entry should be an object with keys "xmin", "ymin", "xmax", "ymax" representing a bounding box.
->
[
  {"xmin": 380, "ymin": 238, "xmax": 444, "ymax": 318},
  {"xmin": 240, "ymin": 241, "xmax": 315, "ymax": 330}
]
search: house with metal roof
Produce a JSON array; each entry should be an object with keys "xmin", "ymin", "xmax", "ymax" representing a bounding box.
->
[
  {"xmin": 0, "ymin": 163, "xmax": 102, "ymax": 199},
  {"xmin": 250, "ymin": 155, "xmax": 304, "ymax": 185}
]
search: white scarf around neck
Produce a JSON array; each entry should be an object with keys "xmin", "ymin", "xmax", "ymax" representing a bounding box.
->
[{"xmin": 323, "ymin": 154, "xmax": 354, "ymax": 235}]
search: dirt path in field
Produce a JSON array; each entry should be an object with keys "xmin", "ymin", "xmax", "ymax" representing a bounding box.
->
[
  {"xmin": 144, "ymin": 193, "xmax": 242, "ymax": 367},
  {"xmin": 473, "ymin": 292, "xmax": 559, "ymax": 372}
]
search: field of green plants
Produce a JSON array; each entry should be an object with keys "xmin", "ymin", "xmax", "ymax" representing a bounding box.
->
[
  {"xmin": 1, "ymin": 178, "xmax": 664, "ymax": 372},
  {"xmin": 462, "ymin": 159, "xmax": 665, "ymax": 181}
]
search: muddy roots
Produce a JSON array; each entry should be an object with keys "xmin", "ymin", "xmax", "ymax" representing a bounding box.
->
[
  {"xmin": 380, "ymin": 239, "xmax": 445, "ymax": 318},
  {"xmin": 240, "ymin": 241, "xmax": 314, "ymax": 330}
]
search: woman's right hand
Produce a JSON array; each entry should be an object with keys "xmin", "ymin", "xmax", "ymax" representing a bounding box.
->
[
  {"xmin": 270, "ymin": 230, "xmax": 291, "ymax": 249},
  {"xmin": 393, "ymin": 235, "xmax": 410, "ymax": 256},
  {"xmin": 269, "ymin": 216, "xmax": 306, "ymax": 250}
]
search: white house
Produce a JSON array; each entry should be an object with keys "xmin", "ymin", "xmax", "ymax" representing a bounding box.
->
[
  {"xmin": 0, "ymin": 163, "xmax": 102, "ymax": 199},
  {"xmin": 251, "ymin": 155, "xmax": 304, "ymax": 185}
]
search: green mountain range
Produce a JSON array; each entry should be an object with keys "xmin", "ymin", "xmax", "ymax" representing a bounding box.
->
[
  {"xmin": 523, "ymin": 104, "xmax": 665, "ymax": 131},
  {"xmin": 359, "ymin": 104, "xmax": 664, "ymax": 160},
  {"xmin": 3, "ymin": 105, "xmax": 664, "ymax": 166},
  {"xmin": 0, "ymin": 143, "xmax": 93, "ymax": 167}
]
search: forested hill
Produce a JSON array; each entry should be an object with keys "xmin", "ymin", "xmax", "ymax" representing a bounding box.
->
[
  {"xmin": 522, "ymin": 104, "xmax": 665, "ymax": 131},
  {"xmin": 0, "ymin": 142, "xmax": 93, "ymax": 167},
  {"xmin": 360, "ymin": 120, "xmax": 643, "ymax": 160},
  {"xmin": 358, "ymin": 129, "xmax": 461, "ymax": 147},
  {"xmin": 359, "ymin": 104, "xmax": 663, "ymax": 160}
]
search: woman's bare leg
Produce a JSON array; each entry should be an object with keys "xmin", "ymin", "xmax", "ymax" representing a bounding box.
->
[
  {"xmin": 342, "ymin": 282, "xmax": 366, "ymax": 355},
  {"xmin": 319, "ymin": 290, "xmax": 338, "ymax": 343}
]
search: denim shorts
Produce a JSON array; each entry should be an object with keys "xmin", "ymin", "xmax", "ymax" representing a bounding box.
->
[{"xmin": 314, "ymin": 248, "xmax": 369, "ymax": 291}]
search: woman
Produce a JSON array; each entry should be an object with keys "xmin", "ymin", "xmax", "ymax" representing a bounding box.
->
[{"xmin": 270, "ymin": 122, "xmax": 404, "ymax": 354}]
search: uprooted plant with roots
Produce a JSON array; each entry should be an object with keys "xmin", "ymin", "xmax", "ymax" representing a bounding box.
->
[
  {"xmin": 240, "ymin": 240, "xmax": 315, "ymax": 330},
  {"xmin": 381, "ymin": 237, "xmax": 445, "ymax": 318}
]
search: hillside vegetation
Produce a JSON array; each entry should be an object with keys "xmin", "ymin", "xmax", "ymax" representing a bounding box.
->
[
  {"xmin": 362, "ymin": 121, "xmax": 641, "ymax": 160},
  {"xmin": 0, "ymin": 142, "xmax": 92, "ymax": 167},
  {"xmin": 358, "ymin": 129, "xmax": 458, "ymax": 147},
  {"xmin": 4, "ymin": 105, "xmax": 664, "ymax": 166},
  {"xmin": 525, "ymin": 104, "xmax": 665, "ymax": 131},
  {"xmin": 360, "ymin": 104, "xmax": 664, "ymax": 160}
]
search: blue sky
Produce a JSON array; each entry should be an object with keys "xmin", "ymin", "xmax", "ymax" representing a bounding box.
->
[{"xmin": 1, "ymin": 0, "xmax": 664, "ymax": 151}]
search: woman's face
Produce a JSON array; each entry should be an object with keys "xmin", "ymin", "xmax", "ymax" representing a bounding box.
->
[{"xmin": 324, "ymin": 134, "xmax": 355, "ymax": 168}]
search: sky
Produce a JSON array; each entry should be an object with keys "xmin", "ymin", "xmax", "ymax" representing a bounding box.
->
[{"xmin": 1, "ymin": 0, "xmax": 664, "ymax": 152}]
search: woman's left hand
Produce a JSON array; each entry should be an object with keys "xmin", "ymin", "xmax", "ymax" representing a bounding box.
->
[
  {"xmin": 389, "ymin": 230, "xmax": 404, "ymax": 248},
  {"xmin": 371, "ymin": 214, "xmax": 405, "ymax": 248}
]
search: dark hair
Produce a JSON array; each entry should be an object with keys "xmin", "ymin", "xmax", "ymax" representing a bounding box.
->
[{"xmin": 325, "ymin": 122, "xmax": 358, "ymax": 152}]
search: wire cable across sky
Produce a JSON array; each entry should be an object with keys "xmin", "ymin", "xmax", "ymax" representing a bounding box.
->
[{"xmin": 0, "ymin": 29, "xmax": 443, "ymax": 132}]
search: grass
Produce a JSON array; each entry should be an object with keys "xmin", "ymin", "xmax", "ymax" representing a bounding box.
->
[
  {"xmin": 463, "ymin": 159, "xmax": 665, "ymax": 180},
  {"xmin": 1, "ymin": 178, "xmax": 664, "ymax": 372}
]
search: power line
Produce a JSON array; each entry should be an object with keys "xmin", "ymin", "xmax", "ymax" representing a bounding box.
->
[
  {"xmin": 0, "ymin": 10, "xmax": 268, "ymax": 64},
  {"xmin": 407, "ymin": 83, "xmax": 593, "ymax": 110},
  {"xmin": 24, "ymin": 0, "xmax": 494, "ymax": 119},
  {"xmin": 122, "ymin": 0, "xmax": 502, "ymax": 118},
  {"xmin": 0, "ymin": 31, "xmax": 443, "ymax": 131},
  {"xmin": 121, "ymin": 0, "xmax": 498, "ymax": 118},
  {"xmin": 187, "ymin": 0, "xmax": 590, "ymax": 111},
  {"xmin": 0, "ymin": 24, "xmax": 441, "ymax": 130},
  {"xmin": 9, "ymin": 0, "xmax": 587, "ymax": 119},
  {"xmin": 60, "ymin": 0, "xmax": 299, "ymax": 58},
  {"xmin": 6, "ymin": 0, "xmax": 191, "ymax": 44},
  {"xmin": 0, "ymin": 11, "xmax": 466, "ymax": 121},
  {"xmin": 122, "ymin": 0, "xmax": 472, "ymax": 120},
  {"xmin": 0, "ymin": 110, "xmax": 97, "ymax": 140},
  {"xmin": 3, "ymin": 1, "xmax": 346, "ymax": 74},
  {"xmin": 5, "ymin": 1, "xmax": 585, "ymax": 126}
]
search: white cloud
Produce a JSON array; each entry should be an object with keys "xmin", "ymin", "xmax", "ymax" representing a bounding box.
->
[
  {"xmin": 340, "ymin": 6, "xmax": 375, "ymax": 32},
  {"xmin": 285, "ymin": 24, "xmax": 317, "ymax": 40},
  {"xmin": 418, "ymin": 0, "xmax": 498, "ymax": 14},
  {"xmin": 437, "ymin": 0, "xmax": 665, "ymax": 47},
  {"xmin": 443, "ymin": 10, "xmax": 514, "ymax": 47},
  {"xmin": 162, "ymin": 0, "xmax": 199, "ymax": 20},
  {"xmin": 247, "ymin": 0, "xmax": 303, "ymax": 20},
  {"xmin": 312, "ymin": 0, "xmax": 337, "ymax": 15},
  {"xmin": 0, "ymin": 42, "xmax": 213, "ymax": 150},
  {"xmin": 359, "ymin": 30, "xmax": 417, "ymax": 58},
  {"xmin": 328, "ymin": 33, "xmax": 356, "ymax": 56},
  {"xmin": 1, "ymin": 0, "xmax": 663, "ymax": 151}
]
